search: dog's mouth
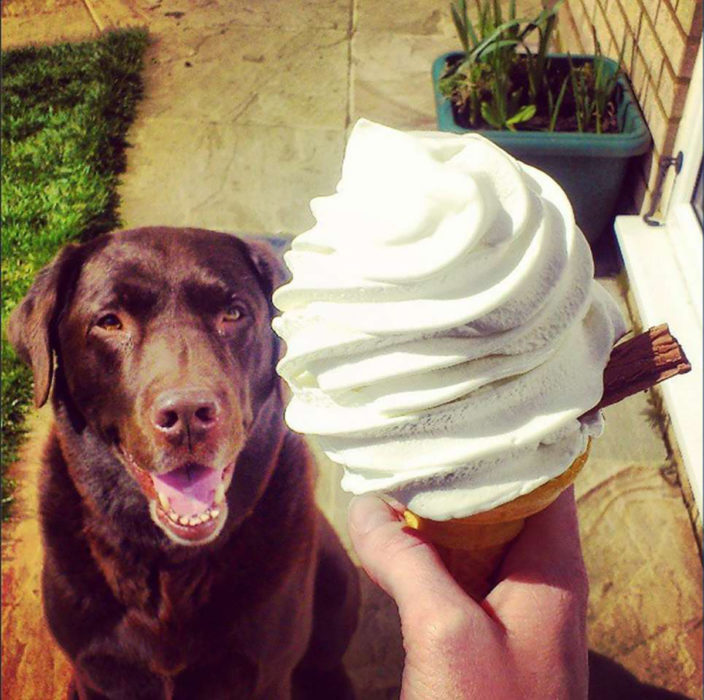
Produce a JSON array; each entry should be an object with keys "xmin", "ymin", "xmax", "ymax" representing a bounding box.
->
[
  {"xmin": 151, "ymin": 462, "xmax": 236, "ymax": 545},
  {"xmin": 122, "ymin": 450, "xmax": 236, "ymax": 546}
]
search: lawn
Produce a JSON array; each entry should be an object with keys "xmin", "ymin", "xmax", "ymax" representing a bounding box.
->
[{"xmin": 1, "ymin": 29, "xmax": 149, "ymax": 518}]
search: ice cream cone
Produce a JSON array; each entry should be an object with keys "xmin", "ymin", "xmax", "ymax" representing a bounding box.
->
[{"xmin": 403, "ymin": 440, "xmax": 591, "ymax": 600}]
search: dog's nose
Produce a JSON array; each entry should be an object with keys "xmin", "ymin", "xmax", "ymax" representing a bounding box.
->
[{"xmin": 152, "ymin": 388, "xmax": 221, "ymax": 446}]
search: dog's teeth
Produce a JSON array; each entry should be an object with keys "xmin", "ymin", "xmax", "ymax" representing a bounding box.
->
[
  {"xmin": 168, "ymin": 510, "xmax": 179, "ymax": 522},
  {"xmin": 158, "ymin": 493, "xmax": 170, "ymax": 510},
  {"xmin": 188, "ymin": 516, "xmax": 201, "ymax": 526},
  {"xmin": 214, "ymin": 484, "xmax": 225, "ymax": 504},
  {"xmin": 209, "ymin": 507, "xmax": 220, "ymax": 519},
  {"xmin": 199, "ymin": 513, "xmax": 210, "ymax": 523},
  {"xmin": 179, "ymin": 516, "xmax": 190, "ymax": 526}
]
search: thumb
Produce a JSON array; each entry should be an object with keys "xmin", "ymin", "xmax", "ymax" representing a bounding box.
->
[{"xmin": 347, "ymin": 494, "xmax": 475, "ymax": 615}]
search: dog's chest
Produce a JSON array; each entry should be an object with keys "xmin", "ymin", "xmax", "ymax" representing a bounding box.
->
[
  {"xmin": 117, "ymin": 563, "xmax": 232, "ymax": 674},
  {"xmin": 91, "ymin": 540, "xmax": 223, "ymax": 668}
]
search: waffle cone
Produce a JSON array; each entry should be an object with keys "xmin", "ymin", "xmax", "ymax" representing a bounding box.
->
[{"xmin": 403, "ymin": 440, "xmax": 591, "ymax": 600}]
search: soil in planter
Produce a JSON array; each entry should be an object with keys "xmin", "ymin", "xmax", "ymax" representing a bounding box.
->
[{"xmin": 446, "ymin": 55, "xmax": 621, "ymax": 134}]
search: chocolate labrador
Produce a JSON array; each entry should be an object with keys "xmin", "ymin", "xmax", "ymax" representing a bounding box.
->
[{"xmin": 7, "ymin": 227, "xmax": 359, "ymax": 700}]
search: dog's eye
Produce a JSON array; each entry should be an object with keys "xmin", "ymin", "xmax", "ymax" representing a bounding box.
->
[
  {"xmin": 220, "ymin": 306, "xmax": 243, "ymax": 324},
  {"xmin": 223, "ymin": 307, "xmax": 242, "ymax": 323},
  {"xmin": 96, "ymin": 313, "xmax": 123, "ymax": 331},
  {"xmin": 218, "ymin": 306, "xmax": 244, "ymax": 335}
]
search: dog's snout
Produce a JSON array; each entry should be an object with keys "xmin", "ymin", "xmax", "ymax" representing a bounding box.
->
[{"xmin": 152, "ymin": 388, "xmax": 221, "ymax": 445}]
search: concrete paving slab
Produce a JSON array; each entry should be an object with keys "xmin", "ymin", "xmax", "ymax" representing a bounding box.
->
[
  {"xmin": 141, "ymin": 25, "xmax": 349, "ymax": 128},
  {"xmin": 1, "ymin": 0, "xmax": 146, "ymax": 49},
  {"xmin": 2, "ymin": 0, "xmax": 100, "ymax": 49},
  {"xmin": 578, "ymin": 463, "xmax": 703, "ymax": 697},
  {"xmin": 355, "ymin": 0, "xmax": 456, "ymax": 36},
  {"xmin": 138, "ymin": 0, "xmax": 350, "ymax": 33},
  {"xmin": 354, "ymin": 0, "xmax": 559, "ymax": 39},
  {"xmin": 84, "ymin": 0, "xmax": 149, "ymax": 31},
  {"xmin": 591, "ymin": 395, "xmax": 670, "ymax": 466},
  {"xmin": 350, "ymin": 31, "xmax": 452, "ymax": 129},
  {"xmin": 118, "ymin": 2, "xmax": 351, "ymax": 234},
  {"xmin": 591, "ymin": 276, "xmax": 671, "ymax": 466},
  {"xmin": 119, "ymin": 120, "xmax": 345, "ymax": 234}
]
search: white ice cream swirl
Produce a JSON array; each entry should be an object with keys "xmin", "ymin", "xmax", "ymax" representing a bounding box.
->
[{"xmin": 272, "ymin": 119, "xmax": 626, "ymax": 520}]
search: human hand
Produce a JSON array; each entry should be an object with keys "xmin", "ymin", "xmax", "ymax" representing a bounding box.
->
[{"xmin": 347, "ymin": 487, "xmax": 589, "ymax": 699}]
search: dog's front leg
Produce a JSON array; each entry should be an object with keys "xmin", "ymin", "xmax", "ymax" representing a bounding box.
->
[{"xmin": 70, "ymin": 649, "xmax": 168, "ymax": 700}]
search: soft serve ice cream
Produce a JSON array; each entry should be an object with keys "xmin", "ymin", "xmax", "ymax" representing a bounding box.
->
[{"xmin": 272, "ymin": 119, "xmax": 626, "ymax": 521}]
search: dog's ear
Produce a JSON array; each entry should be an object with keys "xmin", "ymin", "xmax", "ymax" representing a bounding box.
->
[
  {"xmin": 6, "ymin": 243, "xmax": 83, "ymax": 407},
  {"xmin": 241, "ymin": 237, "xmax": 289, "ymax": 299},
  {"xmin": 239, "ymin": 237, "xmax": 290, "ymax": 370}
]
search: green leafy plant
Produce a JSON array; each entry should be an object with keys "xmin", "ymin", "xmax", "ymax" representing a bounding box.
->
[
  {"xmin": 568, "ymin": 29, "xmax": 626, "ymax": 133},
  {"xmin": 1, "ymin": 29, "xmax": 148, "ymax": 520},
  {"xmin": 443, "ymin": 0, "xmax": 535, "ymax": 130},
  {"xmin": 440, "ymin": 0, "xmax": 622, "ymax": 133}
]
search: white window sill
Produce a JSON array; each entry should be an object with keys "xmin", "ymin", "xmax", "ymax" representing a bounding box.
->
[{"xmin": 615, "ymin": 215, "xmax": 702, "ymax": 516}]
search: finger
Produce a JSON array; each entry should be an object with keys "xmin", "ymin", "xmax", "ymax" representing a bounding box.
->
[
  {"xmin": 347, "ymin": 495, "xmax": 481, "ymax": 616},
  {"xmin": 486, "ymin": 488, "xmax": 589, "ymax": 696},
  {"xmin": 501, "ymin": 486, "xmax": 587, "ymax": 589},
  {"xmin": 487, "ymin": 486, "xmax": 589, "ymax": 622}
]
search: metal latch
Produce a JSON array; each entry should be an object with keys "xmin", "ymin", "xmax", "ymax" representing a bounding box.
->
[{"xmin": 643, "ymin": 152, "xmax": 684, "ymax": 226}]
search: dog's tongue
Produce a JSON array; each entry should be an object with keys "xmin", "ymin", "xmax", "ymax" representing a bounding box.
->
[{"xmin": 152, "ymin": 465, "xmax": 220, "ymax": 518}]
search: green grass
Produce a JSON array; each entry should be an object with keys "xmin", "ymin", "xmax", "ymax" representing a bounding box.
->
[{"xmin": 1, "ymin": 29, "xmax": 149, "ymax": 519}]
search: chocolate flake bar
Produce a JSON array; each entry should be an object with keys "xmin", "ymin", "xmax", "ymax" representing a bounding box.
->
[{"xmin": 597, "ymin": 324, "xmax": 691, "ymax": 410}]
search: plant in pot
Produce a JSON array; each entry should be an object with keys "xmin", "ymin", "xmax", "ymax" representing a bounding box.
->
[{"xmin": 432, "ymin": 0, "xmax": 651, "ymax": 244}]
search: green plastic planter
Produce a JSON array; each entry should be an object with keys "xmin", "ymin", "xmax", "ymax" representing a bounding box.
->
[{"xmin": 432, "ymin": 53, "xmax": 652, "ymax": 243}]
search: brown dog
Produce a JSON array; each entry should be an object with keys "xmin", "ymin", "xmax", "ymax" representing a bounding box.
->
[{"xmin": 7, "ymin": 227, "xmax": 359, "ymax": 700}]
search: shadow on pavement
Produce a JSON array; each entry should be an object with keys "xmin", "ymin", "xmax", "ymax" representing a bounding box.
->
[{"xmin": 589, "ymin": 650, "xmax": 695, "ymax": 699}]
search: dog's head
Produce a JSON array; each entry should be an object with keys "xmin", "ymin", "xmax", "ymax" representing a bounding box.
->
[{"xmin": 8, "ymin": 227, "xmax": 287, "ymax": 548}]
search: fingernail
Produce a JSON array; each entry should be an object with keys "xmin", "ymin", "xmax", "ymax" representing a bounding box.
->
[{"xmin": 348, "ymin": 494, "xmax": 394, "ymax": 535}]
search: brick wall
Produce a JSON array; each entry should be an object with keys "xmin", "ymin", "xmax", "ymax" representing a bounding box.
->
[{"xmin": 557, "ymin": 0, "xmax": 702, "ymax": 216}]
